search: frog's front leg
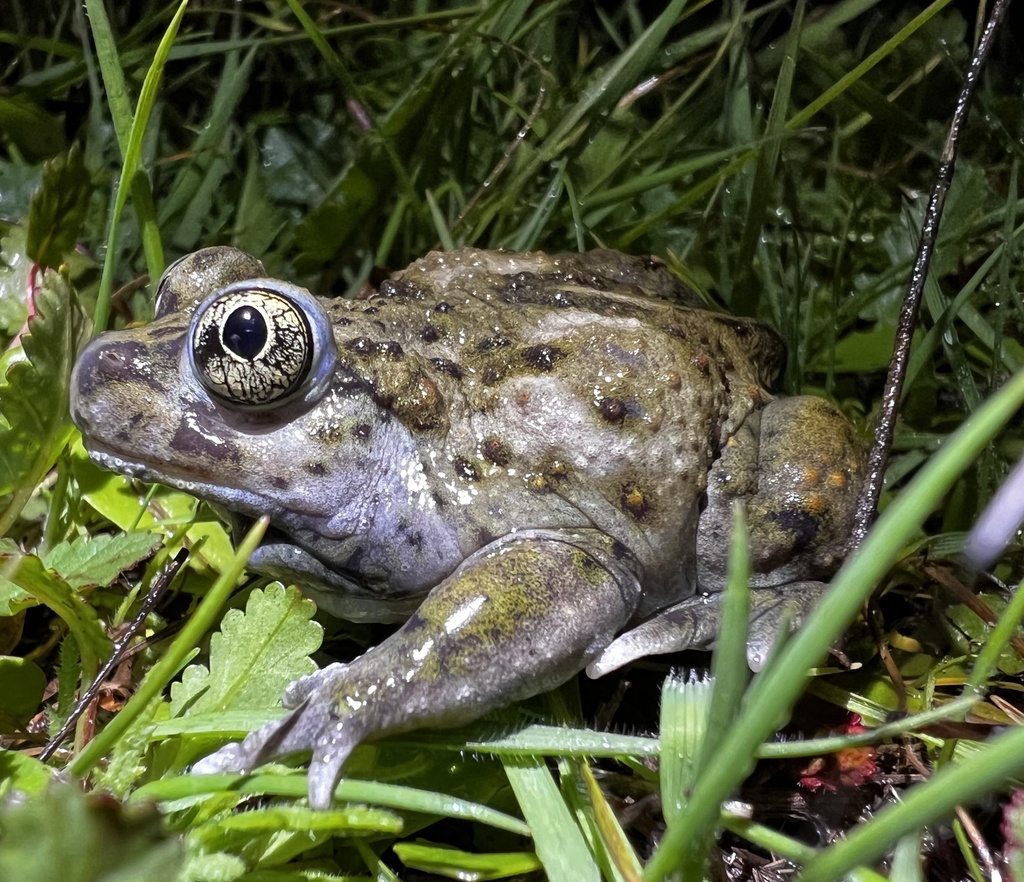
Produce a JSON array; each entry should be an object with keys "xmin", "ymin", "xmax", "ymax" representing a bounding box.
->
[{"xmin": 194, "ymin": 528, "xmax": 642, "ymax": 808}]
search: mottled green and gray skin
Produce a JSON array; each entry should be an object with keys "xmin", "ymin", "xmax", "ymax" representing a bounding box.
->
[{"xmin": 71, "ymin": 247, "xmax": 864, "ymax": 808}]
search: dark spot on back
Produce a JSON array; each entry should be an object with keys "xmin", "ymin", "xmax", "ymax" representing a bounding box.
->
[
  {"xmin": 434, "ymin": 301, "xmax": 452, "ymax": 313},
  {"xmin": 430, "ymin": 357, "xmax": 463, "ymax": 379},
  {"xmin": 270, "ymin": 475, "xmax": 289, "ymax": 490},
  {"xmin": 477, "ymin": 333, "xmax": 511, "ymax": 352},
  {"xmin": 304, "ymin": 462, "xmax": 327, "ymax": 476},
  {"xmin": 362, "ymin": 306, "xmax": 380, "ymax": 315},
  {"xmin": 482, "ymin": 365, "xmax": 503, "ymax": 385},
  {"xmin": 482, "ymin": 435, "xmax": 509, "ymax": 466},
  {"xmin": 345, "ymin": 337, "xmax": 375, "ymax": 356},
  {"xmin": 454, "ymin": 456, "xmax": 479, "ymax": 481},
  {"xmin": 378, "ymin": 340, "xmax": 404, "ymax": 359},
  {"xmin": 521, "ymin": 344, "xmax": 565, "ymax": 372},
  {"xmin": 599, "ymin": 397, "xmax": 627, "ymax": 423},
  {"xmin": 611, "ymin": 539, "xmax": 631, "ymax": 561},
  {"xmin": 420, "ymin": 325, "xmax": 440, "ymax": 343},
  {"xmin": 620, "ymin": 484, "xmax": 650, "ymax": 519},
  {"xmin": 352, "ymin": 423, "xmax": 371, "ymax": 442},
  {"xmin": 767, "ymin": 509, "xmax": 819, "ymax": 551}
]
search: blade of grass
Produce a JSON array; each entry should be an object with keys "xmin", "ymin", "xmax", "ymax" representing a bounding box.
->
[
  {"xmin": 83, "ymin": 0, "xmax": 177, "ymax": 326},
  {"xmin": 160, "ymin": 44, "xmax": 257, "ymax": 249},
  {"xmin": 732, "ymin": 0, "xmax": 806, "ymax": 316},
  {"xmin": 581, "ymin": 763, "xmax": 643, "ymax": 882},
  {"xmin": 134, "ymin": 771, "xmax": 530, "ymax": 836},
  {"xmin": 503, "ymin": 755, "xmax": 600, "ymax": 882},
  {"xmin": 623, "ymin": 0, "xmax": 956, "ymax": 246},
  {"xmin": 645, "ymin": 367, "xmax": 1024, "ymax": 882},
  {"xmin": 468, "ymin": 0, "xmax": 691, "ymax": 242}
]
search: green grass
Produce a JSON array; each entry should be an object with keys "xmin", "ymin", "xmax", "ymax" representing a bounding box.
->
[{"xmin": 2, "ymin": 2, "xmax": 1023, "ymax": 880}]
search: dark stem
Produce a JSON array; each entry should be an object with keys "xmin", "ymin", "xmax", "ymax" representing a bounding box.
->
[
  {"xmin": 851, "ymin": 0, "xmax": 1013, "ymax": 546},
  {"xmin": 39, "ymin": 549, "xmax": 187, "ymax": 763}
]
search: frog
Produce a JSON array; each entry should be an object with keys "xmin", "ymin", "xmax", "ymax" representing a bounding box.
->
[{"xmin": 70, "ymin": 246, "xmax": 865, "ymax": 808}]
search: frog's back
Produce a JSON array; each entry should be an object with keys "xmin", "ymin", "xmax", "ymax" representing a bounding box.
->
[{"xmin": 331, "ymin": 249, "xmax": 786, "ymax": 613}]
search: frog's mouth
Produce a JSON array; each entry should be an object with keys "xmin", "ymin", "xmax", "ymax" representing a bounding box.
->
[{"xmin": 82, "ymin": 444, "xmax": 286, "ymax": 523}]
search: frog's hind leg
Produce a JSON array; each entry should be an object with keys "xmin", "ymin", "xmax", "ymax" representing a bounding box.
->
[
  {"xmin": 589, "ymin": 395, "xmax": 864, "ymax": 676},
  {"xmin": 193, "ymin": 528, "xmax": 642, "ymax": 808}
]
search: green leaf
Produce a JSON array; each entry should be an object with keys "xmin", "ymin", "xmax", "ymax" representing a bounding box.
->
[
  {"xmin": 0, "ymin": 655, "xmax": 46, "ymax": 719},
  {"xmin": 26, "ymin": 144, "xmax": 92, "ymax": 270},
  {"xmin": 502, "ymin": 756, "xmax": 599, "ymax": 882},
  {"xmin": 0, "ymin": 95, "xmax": 66, "ymax": 162},
  {"xmin": 42, "ymin": 533, "xmax": 162, "ymax": 590},
  {"xmin": 660, "ymin": 673, "xmax": 713, "ymax": 828},
  {"xmin": 394, "ymin": 841, "xmax": 542, "ymax": 881},
  {"xmin": 0, "ymin": 748, "xmax": 54, "ymax": 799},
  {"xmin": 0, "ymin": 225, "xmax": 31, "ymax": 339},
  {"xmin": 0, "ymin": 545, "xmax": 111, "ymax": 672},
  {"xmin": 0, "ymin": 266, "xmax": 87, "ymax": 535},
  {"xmin": 0, "ymin": 784, "xmax": 184, "ymax": 882},
  {"xmin": 170, "ymin": 583, "xmax": 321, "ymax": 716}
]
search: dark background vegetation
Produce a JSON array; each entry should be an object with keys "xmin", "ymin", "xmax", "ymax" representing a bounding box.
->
[{"xmin": 2, "ymin": 1, "xmax": 1024, "ymax": 879}]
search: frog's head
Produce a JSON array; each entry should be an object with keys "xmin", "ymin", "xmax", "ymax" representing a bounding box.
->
[{"xmin": 71, "ymin": 247, "xmax": 377, "ymax": 540}]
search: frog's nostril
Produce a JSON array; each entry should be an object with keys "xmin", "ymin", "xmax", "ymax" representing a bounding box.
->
[{"xmin": 99, "ymin": 347, "xmax": 126, "ymax": 368}]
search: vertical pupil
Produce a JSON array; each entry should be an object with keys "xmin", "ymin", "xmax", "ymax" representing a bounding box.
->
[{"xmin": 223, "ymin": 306, "xmax": 268, "ymax": 359}]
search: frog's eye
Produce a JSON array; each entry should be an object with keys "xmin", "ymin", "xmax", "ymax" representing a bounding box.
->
[{"xmin": 191, "ymin": 287, "xmax": 315, "ymax": 407}]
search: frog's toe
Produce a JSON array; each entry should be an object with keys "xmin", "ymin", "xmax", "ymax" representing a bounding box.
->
[
  {"xmin": 744, "ymin": 580, "xmax": 829, "ymax": 670},
  {"xmin": 587, "ymin": 581, "xmax": 832, "ymax": 676},
  {"xmin": 193, "ymin": 691, "xmax": 362, "ymax": 809},
  {"xmin": 282, "ymin": 662, "xmax": 347, "ymax": 707},
  {"xmin": 586, "ymin": 596, "xmax": 721, "ymax": 678}
]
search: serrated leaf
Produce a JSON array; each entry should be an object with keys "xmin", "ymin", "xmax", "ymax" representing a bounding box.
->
[
  {"xmin": 26, "ymin": 144, "xmax": 92, "ymax": 270},
  {"xmin": 0, "ymin": 266, "xmax": 87, "ymax": 534},
  {"xmin": 42, "ymin": 532, "xmax": 162, "ymax": 590},
  {"xmin": 170, "ymin": 583, "xmax": 321, "ymax": 716}
]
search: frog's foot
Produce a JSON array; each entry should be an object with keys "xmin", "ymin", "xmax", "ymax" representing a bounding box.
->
[
  {"xmin": 194, "ymin": 528, "xmax": 642, "ymax": 808},
  {"xmin": 696, "ymin": 396, "xmax": 864, "ymax": 591},
  {"xmin": 587, "ymin": 581, "xmax": 830, "ymax": 676},
  {"xmin": 192, "ymin": 663, "xmax": 381, "ymax": 808}
]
